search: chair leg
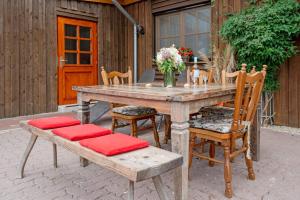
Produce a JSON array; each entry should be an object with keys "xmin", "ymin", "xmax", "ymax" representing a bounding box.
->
[
  {"xmin": 200, "ymin": 138, "xmax": 206, "ymax": 153},
  {"xmin": 230, "ymin": 137, "xmax": 236, "ymax": 162},
  {"xmin": 163, "ymin": 115, "xmax": 171, "ymax": 144},
  {"xmin": 53, "ymin": 144, "xmax": 58, "ymax": 168},
  {"xmin": 244, "ymin": 134, "xmax": 255, "ymax": 180},
  {"xmin": 151, "ymin": 116, "xmax": 161, "ymax": 148},
  {"xmin": 223, "ymin": 141, "xmax": 233, "ymax": 198},
  {"xmin": 131, "ymin": 119, "xmax": 138, "ymax": 137},
  {"xmin": 209, "ymin": 142, "xmax": 215, "ymax": 167},
  {"xmin": 18, "ymin": 134, "xmax": 38, "ymax": 179},
  {"xmin": 112, "ymin": 117, "xmax": 117, "ymax": 132},
  {"xmin": 189, "ymin": 133, "xmax": 196, "ymax": 169}
]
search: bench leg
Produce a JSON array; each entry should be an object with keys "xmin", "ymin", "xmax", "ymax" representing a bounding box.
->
[
  {"xmin": 18, "ymin": 134, "xmax": 38, "ymax": 179},
  {"xmin": 152, "ymin": 175, "xmax": 169, "ymax": 200},
  {"xmin": 128, "ymin": 180, "xmax": 134, "ymax": 200},
  {"xmin": 80, "ymin": 157, "xmax": 89, "ymax": 167},
  {"xmin": 53, "ymin": 144, "xmax": 58, "ymax": 168}
]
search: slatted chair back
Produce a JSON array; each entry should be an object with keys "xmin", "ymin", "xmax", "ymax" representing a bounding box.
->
[
  {"xmin": 198, "ymin": 68, "xmax": 214, "ymax": 85},
  {"xmin": 101, "ymin": 66, "xmax": 132, "ymax": 86},
  {"xmin": 221, "ymin": 66, "xmax": 257, "ymax": 85},
  {"xmin": 231, "ymin": 64, "xmax": 267, "ymax": 132}
]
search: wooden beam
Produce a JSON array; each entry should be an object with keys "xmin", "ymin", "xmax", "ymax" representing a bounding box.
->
[{"xmin": 79, "ymin": 0, "xmax": 143, "ymax": 5}]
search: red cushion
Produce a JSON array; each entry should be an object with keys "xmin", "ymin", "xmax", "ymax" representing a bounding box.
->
[
  {"xmin": 79, "ymin": 133, "xmax": 149, "ymax": 156},
  {"xmin": 52, "ymin": 124, "xmax": 112, "ymax": 141},
  {"xmin": 28, "ymin": 116, "xmax": 81, "ymax": 130}
]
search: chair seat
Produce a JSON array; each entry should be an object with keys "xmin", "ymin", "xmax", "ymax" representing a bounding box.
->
[
  {"xmin": 198, "ymin": 106, "xmax": 234, "ymax": 118},
  {"xmin": 112, "ymin": 106, "xmax": 156, "ymax": 116},
  {"xmin": 189, "ymin": 117, "xmax": 233, "ymax": 134}
]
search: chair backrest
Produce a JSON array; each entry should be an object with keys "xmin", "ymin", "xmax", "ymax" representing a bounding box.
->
[
  {"xmin": 222, "ymin": 65, "xmax": 260, "ymax": 85},
  {"xmin": 101, "ymin": 66, "xmax": 132, "ymax": 86},
  {"xmin": 138, "ymin": 68, "xmax": 155, "ymax": 83},
  {"xmin": 198, "ymin": 68, "xmax": 214, "ymax": 85},
  {"xmin": 231, "ymin": 64, "xmax": 267, "ymax": 132}
]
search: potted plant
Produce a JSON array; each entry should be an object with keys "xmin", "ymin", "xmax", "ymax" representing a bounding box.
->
[
  {"xmin": 156, "ymin": 45, "xmax": 186, "ymax": 87},
  {"xmin": 178, "ymin": 47, "xmax": 193, "ymax": 63}
]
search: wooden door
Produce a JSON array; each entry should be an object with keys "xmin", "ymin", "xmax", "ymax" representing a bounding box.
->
[{"xmin": 57, "ymin": 17, "xmax": 98, "ymax": 105}]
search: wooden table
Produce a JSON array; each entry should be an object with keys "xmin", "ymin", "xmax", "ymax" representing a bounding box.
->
[{"xmin": 73, "ymin": 83, "xmax": 259, "ymax": 200}]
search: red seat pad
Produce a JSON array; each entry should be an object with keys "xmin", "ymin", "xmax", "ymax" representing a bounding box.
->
[
  {"xmin": 28, "ymin": 116, "xmax": 81, "ymax": 130},
  {"xmin": 52, "ymin": 124, "xmax": 112, "ymax": 141},
  {"xmin": 79, "ymin": 133, "xmax": 149, "ymax": 156}
]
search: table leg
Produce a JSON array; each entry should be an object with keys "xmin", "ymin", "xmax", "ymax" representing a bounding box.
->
[
  {"xmin": 77, "ymin": 92, "xmax": 90, "ymax": 167},
  {"xmin": 250, "ymin": 109, "xmax": 260, "ymax": 161},
  {"xmin": 170, "ymin": 103, "xmax": 189, "ymax": 200}
]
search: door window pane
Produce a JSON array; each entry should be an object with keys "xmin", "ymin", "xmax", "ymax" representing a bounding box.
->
[
  {"xmin": 80, "ymin": 26, "xmax": 90, "ymax": 38},
  {"xmin": 65, "ymin": 53, "xmax": 77, "ymax": 64},
  {"xmin": 80, "ymin": 53, "xmax": 91, "ymax": 64},
  {"xmin": 65, "ymin": 24, "xmax": 77, "ymax": 37},
  {"xmin": 80, "ymin": 40, "xmax": 91, "ymax": 51},
  {"xmin": 65, "ymin": 39, "xmax": 77, "ymax": 50}
]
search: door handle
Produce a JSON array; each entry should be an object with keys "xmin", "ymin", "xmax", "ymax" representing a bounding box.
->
[{"xmin": 59, "ymin": 56, "xmax": 68, "ymax": 67}]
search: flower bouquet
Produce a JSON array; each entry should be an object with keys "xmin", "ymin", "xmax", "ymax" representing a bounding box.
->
[
  {"xmin": 156, "ymin": 45, "xmax": 186, "ymax": 87},
  {"xmin": 178, "ymin": 47, "xmax": 193, "ymax": 62}
]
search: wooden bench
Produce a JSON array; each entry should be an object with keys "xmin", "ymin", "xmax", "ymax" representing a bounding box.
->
[{"xmin": 18, "ymin": 121, "xmax": 183, "ymax": 200}]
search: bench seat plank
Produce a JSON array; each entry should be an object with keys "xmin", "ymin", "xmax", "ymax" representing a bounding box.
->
[{"xmin": 20, "ymin": 121, "xmax": 183, "ymax": 182}]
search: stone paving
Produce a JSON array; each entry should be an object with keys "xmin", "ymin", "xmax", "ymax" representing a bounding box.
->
[{"xmin": 1, "ymin": 114, "xmax": 300, "ymax": 200}]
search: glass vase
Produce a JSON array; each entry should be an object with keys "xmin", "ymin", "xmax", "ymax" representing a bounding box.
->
[{"xmin": 164, "ymin": 70, "xmax": 176, "ymax": 87}]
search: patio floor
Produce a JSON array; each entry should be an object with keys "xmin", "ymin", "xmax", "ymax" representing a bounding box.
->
[{"xmin": 0, "ymin": 112, "xmax": 300, "ymax": 200}]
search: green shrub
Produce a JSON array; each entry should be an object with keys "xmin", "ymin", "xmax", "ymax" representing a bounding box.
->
[{"xmin": 221, "ymin": 0, "xmax": 300, "ymax": 91}]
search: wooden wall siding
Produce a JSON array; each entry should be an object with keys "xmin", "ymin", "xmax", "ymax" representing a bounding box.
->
[
  {"xmin": 274, "ymin": 38, "xmax": 300, "ymax": 127},
  {"xmin": 124, "ymin": 0, "xmax": 153, "ymax": 78},
  {"xmin": 152, "ymin": 0, "xmax": 210, "ymax": 14},
  {"xmin": 0, "ymin": 0, "xmax": 52, "ymax": 118},
  {"xmin": 0, "ymin": 0, "xmax": 126, "ymax": 118}
]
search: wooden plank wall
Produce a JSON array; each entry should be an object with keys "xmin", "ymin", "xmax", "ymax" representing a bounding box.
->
[
  {"xmin": 274, "ymin": 38, "xmax": 300, "ymax": 127},
  {"xmin": 124, "ymin": 0, "xmax": 153, "ymax": 78},
  {"xmin": 0, "ymin": 0, "xmax": 125, "ymax": 118},
  {"xmin": 0, "ymin": 0, "xmax": 54, "ymax": 118}
]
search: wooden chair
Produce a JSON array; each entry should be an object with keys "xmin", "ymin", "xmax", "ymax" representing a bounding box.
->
[
  {"xmin": 101, "ymin": 66, "xmax": 161, "ymax": 147},
  {"xmin": 189, "ymin": 64, "xmax": 266, "ymax": 198}
]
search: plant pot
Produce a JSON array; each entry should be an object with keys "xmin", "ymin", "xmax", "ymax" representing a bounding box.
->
[
  {"xmin": 163, "ymin": 70, "xmax": 176, "ymax": 87},
  {"xmin": 182, "ymin": 56, "xmax": 190, "ymax": 63}
]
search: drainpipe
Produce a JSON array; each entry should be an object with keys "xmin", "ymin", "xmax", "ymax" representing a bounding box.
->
[{"xmin": 112, "ymin": 0, "xmax": 144, "ymax": 83}]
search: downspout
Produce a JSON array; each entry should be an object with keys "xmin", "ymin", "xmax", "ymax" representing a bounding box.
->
[{"xmin": 112, "ymin": 0, "xmax": 144, "ymax": 83}]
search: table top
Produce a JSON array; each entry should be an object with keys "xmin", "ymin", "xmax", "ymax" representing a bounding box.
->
[{"xmin": 73, "ymin": 83, "xmax": 236, "ymax": 102}]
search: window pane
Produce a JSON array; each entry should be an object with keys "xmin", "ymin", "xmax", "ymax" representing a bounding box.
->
[
  {"xmin": 159, "ymin": 16, "xmax": 169, "ymax": 37},
  {"xmin": 80, "ymin": 26, "xmax": 90, "ymax": 38},
  {"xmin": 65, "ymin": 24, "xmax": 77, "ymax": 37},
  {"xmin": 80, "ymin": 53, "xmax": 91, "ymax": 64},
  {"xmin": 198, "ymin": 34, "xmax": 210, "ymax": 55},
  {"xmin": 65, "ymin": 53, "xmax": 77, "ymax": 64},
  {"xmin": 65, "ymin": 39, "xmax": 77, "ymax": 51},
  {"xmin": 80, "ymin": 40, "xmax": 90, "ymax": 51},
  {"xmin": 160, "ymin": 38, "xmax": 179, "ymax": 49},
  {"xmin": 185, "ymin": 11, "xmax": 197, "ymax": 33},
  {"xmin": 185, "ymin": 35, "xmax": 198, "ymax": 54},
  {"xmin": 169, "ymin": 15, "xmax": 180, "ymax": 36},
  {"xmin": 197, "ymin": 7, "xmax": 211, "ymax": 33}
]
